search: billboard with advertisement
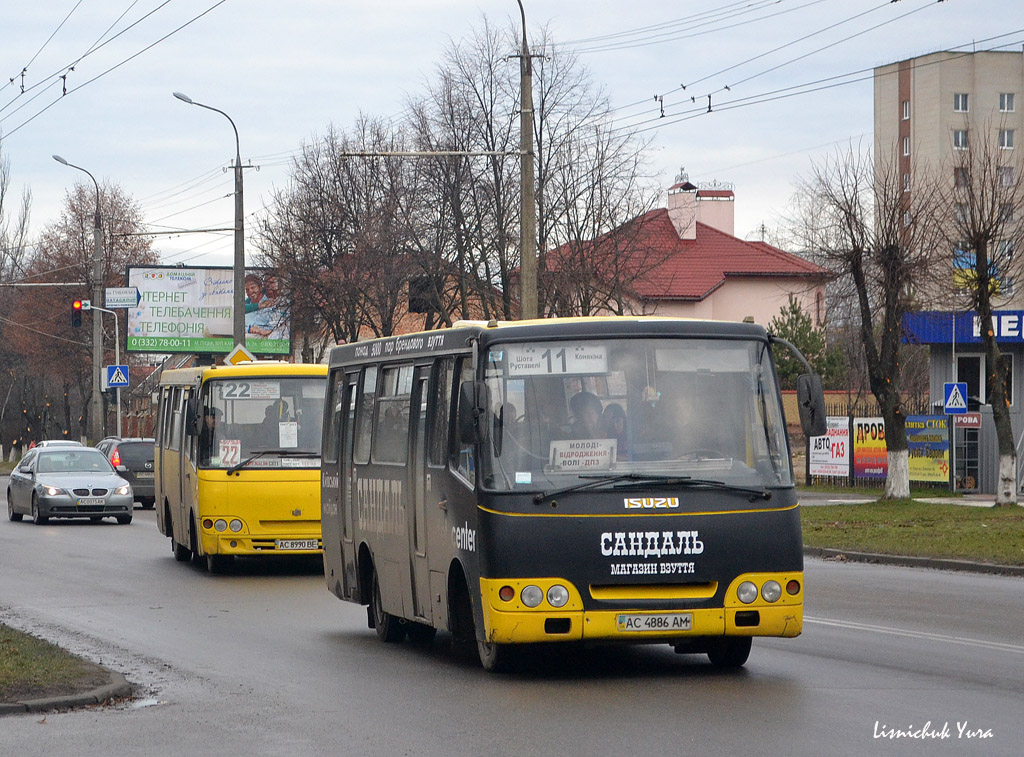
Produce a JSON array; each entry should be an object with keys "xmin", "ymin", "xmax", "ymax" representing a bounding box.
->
[
  {"xmin": 808, "ymin": 416, "xmax": 850, "ymax": 478},
  {"xmin": 853, "ymin": 416, "xmax": 887, "ymax": 479},
  {"xmin": 906, "ymin": 414, "xmax": 950, "ymax": 483},
  {"xmin": 125, "ymin": 266, "xmax": 290, "ymax": 355}
]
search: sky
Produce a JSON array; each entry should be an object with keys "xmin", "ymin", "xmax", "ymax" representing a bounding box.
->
[{"xmin": 1, "ymin": 0, "xmax": 1021, "ymax": 270}]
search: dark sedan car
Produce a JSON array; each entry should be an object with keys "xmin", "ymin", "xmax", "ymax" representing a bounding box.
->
[
  {"xmin": 6, "ymin": 448, "xmax": 133, "ymax": 525},
  {"xmin": 95, "ymin": 437, "xmax": 155, "ymax": 509}
]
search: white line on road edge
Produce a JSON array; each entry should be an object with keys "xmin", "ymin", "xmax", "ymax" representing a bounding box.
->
[{"xmin": 804, "ymin": 615, "xmax": 1024, "ymax": 655}]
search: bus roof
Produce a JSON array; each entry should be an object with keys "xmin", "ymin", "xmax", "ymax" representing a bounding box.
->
[
  {"xmin": 160, "ymin": 361, "xmax": 327, "ymax": 386},
  {"xmin": 327, "ymin": 316, "xmax": 769, "ymax": 369}
]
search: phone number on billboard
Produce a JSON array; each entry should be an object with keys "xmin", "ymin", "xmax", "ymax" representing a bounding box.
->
[{"xmin": 130, "ymin": 338, "xmax": 187, "ymax": 348}]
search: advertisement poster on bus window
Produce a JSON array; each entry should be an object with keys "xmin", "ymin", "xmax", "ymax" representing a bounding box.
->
[
  {"xmin": 906, "ymin": 414, "xmax": 950, "ymax": 483},
  {"xmin": 808, "ymin": 416, "xmax": 850, "ymax": 478},
  {"xmin": 125, "ymin": 266, "xmax": 290, "ymax": 355},
  {"xmin": 853, "ymin": 416, "xmax": 887, "ymax": 479}
]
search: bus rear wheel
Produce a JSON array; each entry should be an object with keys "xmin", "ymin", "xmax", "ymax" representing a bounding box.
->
[
  {"xmin": 707, "ymin": 637, "xmax": 751, "ymax": 668},
  {"xmin": 371, "ymin": 566, "xmax": 404, "ymax": 642}
]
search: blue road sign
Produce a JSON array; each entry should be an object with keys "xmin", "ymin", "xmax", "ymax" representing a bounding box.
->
[
  {"xmin": 106, "ymin": 365, "xmax": 129, "ymax": 388},
  {"xmin": 943, "ymin": 382, "xmax": 968, "ymax": 414}
]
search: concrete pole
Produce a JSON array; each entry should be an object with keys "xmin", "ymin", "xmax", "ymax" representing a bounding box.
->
[{"xmin": 517, "ymin": 0, "xmax": 538, "ymax": 320}]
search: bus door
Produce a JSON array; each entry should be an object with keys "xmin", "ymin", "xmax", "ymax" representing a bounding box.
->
[
  {"xmin": 340, "ymin": 372, "xmax": 359, "ymax": 599},
  {"xmin": 180, "ymin": 386, "xmax": 198, "ymax": 542},
  {"xmin": 407, "ymin": 365, "xmax": 433, "ymax": 622}
]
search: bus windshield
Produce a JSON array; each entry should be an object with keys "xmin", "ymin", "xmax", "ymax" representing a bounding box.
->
[
  {"xmin": 482, "ymin": 337, "xmax": 792, "ymax": 491},
  {"xmin": 199, "ymin": 376, "xmax": 326, "ymax": 469}
]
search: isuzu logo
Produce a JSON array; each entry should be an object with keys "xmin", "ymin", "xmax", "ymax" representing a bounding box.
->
[{"xmin": 624, "ymin": 497, "xmax": 679, "ymax": 509}]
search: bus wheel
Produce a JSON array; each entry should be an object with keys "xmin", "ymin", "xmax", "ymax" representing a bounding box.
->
[
  {"xmin": 371, "ymin": 567, "xmax": 404, "ymax": 642},
  {"xmin": 206, "ymin": 554, "xmax": 231, "ymax": 574},
  {"xmin": 172, "ymin": 538, "xmax": 192, "ymax": 562},
  {"xmin": 707, "ymin": 637, "xmax": 752, "ymax": 668},
  {"xmin": 477, "ymin": 639, "xmax": 516, "ymax": 673}
]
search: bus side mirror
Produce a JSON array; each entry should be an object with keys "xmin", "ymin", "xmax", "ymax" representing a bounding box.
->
[
  {"xmin": 458, "ymin": 381, "xmax": 490, "ymax": 445},
  {"xmin": 797, "ymin": 374, "xmax": 827, "ymax": 438}
]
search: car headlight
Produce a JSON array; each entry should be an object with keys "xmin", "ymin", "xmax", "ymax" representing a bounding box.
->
[
  {"xmin": 115, "ymin": 485, "xmax": 131, "ymax": 496},
  {"xmin": 44, "ymin": 486, "xmax": 63, "ymax": 496}
]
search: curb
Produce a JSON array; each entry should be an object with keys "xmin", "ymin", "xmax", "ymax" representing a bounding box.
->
[
  {"xmin": 0, "ymin": 671, "xmax": 132, "ymax": 716},
  {"xmin": 804, "ymin": 547, "xmax": 1024, "ymax": 577}
]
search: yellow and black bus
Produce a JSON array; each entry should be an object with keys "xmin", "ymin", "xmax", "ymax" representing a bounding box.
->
[
  {"xmin": 156, "ymin": 361, "xmax": 328, "ymax": 573},
  {"xmin": 320, "ymin": 317, "xmax": 824, "ymax": 670}
]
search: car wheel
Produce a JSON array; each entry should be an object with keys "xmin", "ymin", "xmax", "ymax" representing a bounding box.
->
[
  {"xmin": 116, "ymin": 514, "xmax": 132, "ymax": 525},
  {"xmin": 31, "ymin": 495, "xmax": 49, "ymax": 525},
  {"xmin": 707, "ymin": 637, "xmax": 752, "ymax": 668},
  {"xmin": 370, "ymin": 564, "xmax": 404, "ymax": 642},
  {"xmin": 7, "ymin": 491, "xmax": 23, "ymax": 522}
]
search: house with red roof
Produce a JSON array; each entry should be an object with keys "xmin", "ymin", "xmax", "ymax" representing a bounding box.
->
[{"xmin": 547, "ymin": 176, "xmax": 830, "ymax": 327}]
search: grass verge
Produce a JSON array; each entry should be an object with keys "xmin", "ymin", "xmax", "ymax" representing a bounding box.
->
[
  {"xmin": 801, "ymin": 499, "xmax": 1024, "ymax": 566},
  {"xmin": 0, "ymin": 624, "xmax": 110, "ymax": 703}
]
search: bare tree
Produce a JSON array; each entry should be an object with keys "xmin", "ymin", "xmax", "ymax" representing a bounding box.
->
[
  {"xmin": 790, "ymin": 144, "xmax": 944, "ymax": 499},
  {"xmin": 937, "ymin": 128, "xmax": 1024, "ymax": 505}
]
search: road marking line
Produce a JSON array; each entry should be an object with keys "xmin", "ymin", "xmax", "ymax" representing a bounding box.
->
[{"xmin": 804, "ymin": 615, "xmax": 1024, "ymax": 655}]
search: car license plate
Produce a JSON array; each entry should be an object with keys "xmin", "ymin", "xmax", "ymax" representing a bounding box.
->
[
  {"xmin": 275, "ymin": 539, "xmax": 318, "ymax": 551},
  {"xmin": 617, "ymin": 613, "xmax": 692, "ymax": 632},
  {"xmin": 77, "ymin": 497, "xmax": 105, "ymax": 506},
  {"xmin": 135, "ymin": 472, "xmax": 154, "ymax": 479}
]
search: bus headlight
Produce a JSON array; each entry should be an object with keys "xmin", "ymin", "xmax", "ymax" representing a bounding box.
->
[
  {"xmin": 547, "ymin": 585, "xmax": 569, "ymax": 608},
  {"xmin": 737, "ymin": 581, "xmax": 758, "ymax": 604},
  {"xmin": 214, "ymin": 519, "xmax": 227, "ymax": 532},
  {"xmin": 229, "ymin": 519, "xmax": 243, "ymax": 532},
  {"xmin": 521, "ymin": 585, "xmax": 543, "ymax": 608},
  {"xmin": 761, "ymin": 580, "xmax": 782, "ymax": 603}
]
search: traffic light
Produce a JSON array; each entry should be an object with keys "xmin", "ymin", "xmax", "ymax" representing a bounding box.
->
[{"xmin": 71, "ymin": 299, "xmax": 83, "ymax": 328}]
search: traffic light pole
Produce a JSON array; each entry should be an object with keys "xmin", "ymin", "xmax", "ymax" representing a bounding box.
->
[{"xmin": 90, "ymin": 202, "xmax": 104, "ymax": 442}]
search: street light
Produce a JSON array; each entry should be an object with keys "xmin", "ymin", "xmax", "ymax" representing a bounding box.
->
[
  {"xmin": 173, "ymin": 91, "xmax": 246, "ymax": 348},
  {"xmin": 52, "ymin": 154, "xmax": 104, "ymax": 442}
]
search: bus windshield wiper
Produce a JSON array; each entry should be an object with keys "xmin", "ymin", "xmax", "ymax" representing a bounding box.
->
[
  {"xmin": 643, "ymin": 478, "xmax": 771, "ymax": 502},
  {"xmin": 533, "ymin": 473, "xmax": 689, "ymax": 505},
  {"xmin": 226, "ymin": 449, "xmax": 319, "ymax": 476},
  {"xmin": 533, "ymin": 473, "xmax": 771, "ymax": 504}
]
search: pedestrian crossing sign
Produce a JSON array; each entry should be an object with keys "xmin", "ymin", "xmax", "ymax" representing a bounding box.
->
[
  {"xmin": 106, "ymin": 365, "xmax": 129, "ymax": 388},
  {"xmin": 943, "ymin": 382, "xmax": 968, "ymax": 414}
]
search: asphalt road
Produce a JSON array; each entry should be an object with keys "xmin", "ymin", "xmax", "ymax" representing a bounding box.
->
[{"xmin": 1, "ymin": 492, "xmax": 1022, "ymax": 756}]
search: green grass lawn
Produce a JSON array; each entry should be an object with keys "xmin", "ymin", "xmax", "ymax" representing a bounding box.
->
[
  {"xmin": 0, "ymin": 625, "xmax": 109, "ymax": 703},
  {"xmin": 801, "ymin": 499, "xmax": 1024, "ymax": 566}
]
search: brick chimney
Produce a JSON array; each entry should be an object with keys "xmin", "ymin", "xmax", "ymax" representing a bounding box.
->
[{"xmin": 667, "ymin": 171, "xmax": 697, "ymax": 240}]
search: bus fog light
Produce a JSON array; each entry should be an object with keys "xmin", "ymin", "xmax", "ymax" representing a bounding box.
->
[
  {"xmin": 761, "ymin": 580, "xmax": 782, "ymax": 603},
  {"xmin": 521, "ymin": 585, "xmax": 543, "ymax": 608},
  {"xmin": 737, "ymin": 581, "xmax": 758, "ymax": 604},
  {"xmin": 786, "ymin": 579, "xmax": 801, "ymax": 595},
  {"xmin": 214, "ymin": 519, "xmax": 227, "ymax": 532},
  {"xmin": 498, "ymin": 585, "xmax": 515, "ymax": 602},
  {"xmin": 547, "ymin": 585, "xmax": 569, "ymax": 607},
  {"xmin": 229, "ymin": 519, "xmax": 243, "ymax": 532}
]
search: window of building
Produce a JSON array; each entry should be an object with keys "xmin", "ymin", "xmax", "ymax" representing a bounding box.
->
[
  {"xmin": 903, "ymin": 136, "xmax": 911, "ymax": 156},
  {"xmin": 953, "ymin": 129, "xmax": 968, "ymax": 150},
  {"xmin": 954, "ymin": 204, "xmax": 968, "ymax": 224},
  {"xmin": 902, "ymin": 100, "xmax": 910, "ymax": 120},
  {"xmin": 954, "ymin": 167, "xmax": 969, "ymax": 187},
  {"xmin": 999, "ymin": 165, "xmax": 1015, "ymax": 187},
  {"xmin": 1001, "ymin": 203, "xmax": 1015, "ymax": 223},
  {"xmin": 1000, "ymin": 129, "xmax": 1015, "ymax": 149},
  {"xmin": 1000, "ymin": 92, "xmax": 1015, "ymax": 113},
  {"xmin": 904, "ymin": 173, "xmax": 911, "ymax": 192},
  {"xmin": 953, "ymin": 93, "xmax": 969, "ymax": 112}
]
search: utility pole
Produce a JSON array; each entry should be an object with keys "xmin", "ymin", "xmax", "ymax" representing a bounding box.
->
[
  {"xmin": 517, "ymin": 0, "xmax": 538, "ymax": 320},
  {"xmin": 53, "ymin": 155, "xmax": 104, "ymax": 442}
]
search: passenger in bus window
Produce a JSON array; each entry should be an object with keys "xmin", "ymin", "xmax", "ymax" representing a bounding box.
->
[
  {"xmin": 199, "ymin": 407, "xmax": 220, "ymax": 463},
  {"xmin": 568, "ymin": 391, "xmax": 603, "ymax": 439},
  {"xmin": 602, "ymin": 403, "xmax": 628, "ymax": 456}
]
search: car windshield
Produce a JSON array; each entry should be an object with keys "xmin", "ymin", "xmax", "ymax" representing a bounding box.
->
[
  {"xmin": 199, "ymin": 376, "xmax": 326, "ymax": 469},
  {"xmin": 481, "ymin": 336, "xmax": 793, "ymax": 492},
  {"xmin": 37, "ymin": 449, "xmax": 114, "ymax": 474}
]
